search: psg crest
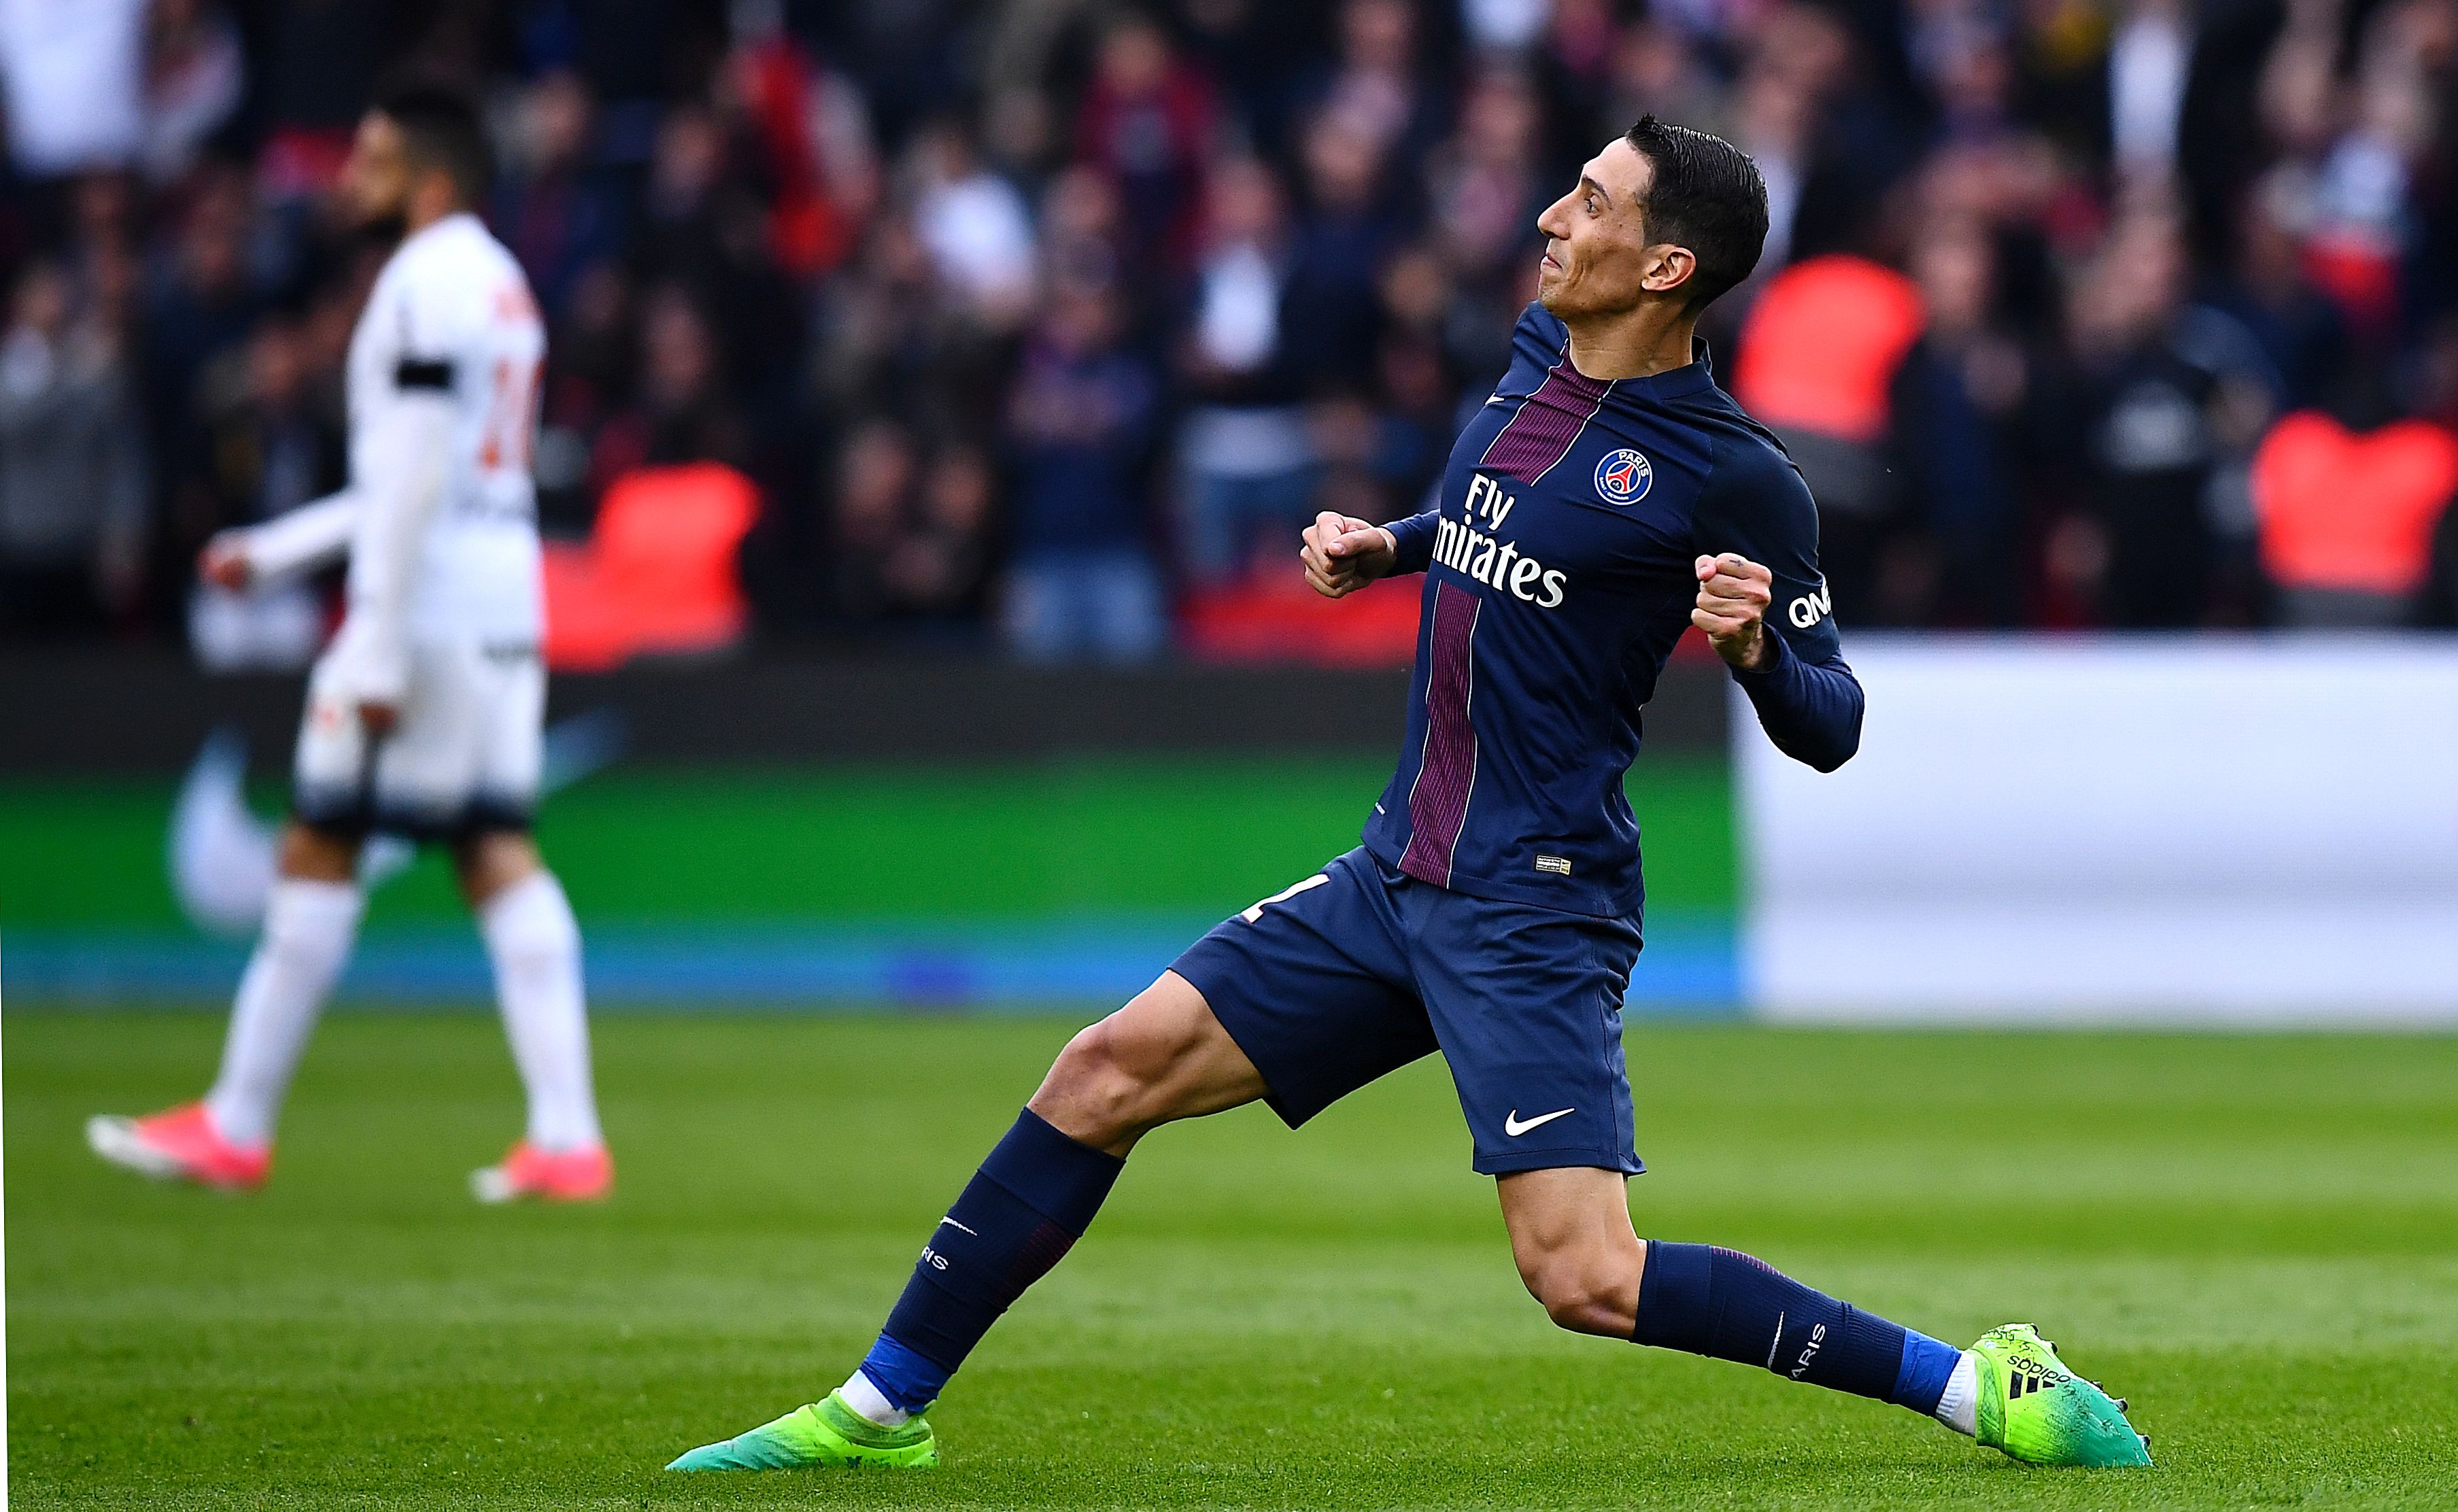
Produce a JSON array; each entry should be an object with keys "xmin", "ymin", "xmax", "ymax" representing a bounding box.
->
[{"xmin": 1594, "ymin": 448, "xmax": 1652, "ymax": 505}]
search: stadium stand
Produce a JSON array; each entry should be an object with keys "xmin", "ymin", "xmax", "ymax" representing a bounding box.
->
[{"xmin": 2, "ymin": 0, "xmax": 2455, "ymax": 655}]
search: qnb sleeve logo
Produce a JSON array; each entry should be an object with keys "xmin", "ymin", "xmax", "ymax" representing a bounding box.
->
[
  {"xmin": 1788, "ymin": 580, "xmax": 1833, "ymax": 628},
  {"xmin": 1593, "ymin": 448, "xmax": 1652, "ymax": 505}
]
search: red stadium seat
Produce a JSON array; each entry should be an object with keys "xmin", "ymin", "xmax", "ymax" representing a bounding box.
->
[
  {"xmin": 543, "ymin": 462, "xmax": 760, "ymax": 672},
  {"xmin": 2252, "ymin": 412, "xmax": 2458, "ymax": 596},
  {"xmin": 1730, "ymin": 256, "xmax": 1925, "ymax": 445}
]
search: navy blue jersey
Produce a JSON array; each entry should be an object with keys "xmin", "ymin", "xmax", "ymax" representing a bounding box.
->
[{"xmin": 1361, "ymin": 304, "xmax": 1864, "ymax": 919}]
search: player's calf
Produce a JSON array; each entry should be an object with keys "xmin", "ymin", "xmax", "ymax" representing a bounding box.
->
[
  {"xmin": 460, "ymin": 842, "xmax": 610, "ymax": 1199},
  {"xmin": 1632, "ymin": 1241, "xmax": 1932, "ymax": 1399},
  {"xmin": 1490, "ymin": 1176, "xmax": 2147, "ymax": 1463},
  {"xmin": 664, "ymin": 1105, "xmax": 1122, "ymax": 1473},
  {"xmin": 1626, "ymin": 1242, "xmax": 2151, "ymax": 1466},
  {"xmin": 666, "ymin": 973, "xmax": 1266, "ymax": 1471}
]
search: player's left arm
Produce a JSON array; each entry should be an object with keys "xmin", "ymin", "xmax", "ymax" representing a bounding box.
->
[{"xmin": 1691, "ymin": 443, "xmax": 1864, "ymax": 772}]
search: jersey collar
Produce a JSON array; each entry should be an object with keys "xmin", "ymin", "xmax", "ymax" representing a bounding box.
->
[
  {"xmin": 1562, "ymin": 336, "xmax": 1716, "ymax": 402},
  {"xmin": 1616, "ymin": 337, "xmax": 1715, "ymax": 400},
  {"xmin": 400, "ymin": 210, "xmax": 481, "ymax": 254}
]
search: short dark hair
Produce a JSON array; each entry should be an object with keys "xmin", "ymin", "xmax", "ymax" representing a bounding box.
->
[
  {"xmin": 1622, "ymin": 116, "xmax": 1769, "ymax": 311},
  {"xmin": 372, "ymin": 82, "xmax": 492, "ymax": 204}
]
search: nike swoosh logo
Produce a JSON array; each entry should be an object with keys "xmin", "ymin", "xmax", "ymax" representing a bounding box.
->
[
  {"xmin": 938, "ymin": 1218, "xmax": 978, "ymax": 1237},
  {"xmin": 1503, "ymin": 1107, "xmax": 1575, "ymax": 1137}
]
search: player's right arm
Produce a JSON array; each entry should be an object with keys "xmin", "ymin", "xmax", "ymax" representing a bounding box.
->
[
  {"xmin": 199, "ymin": 489, "xmax": 362, "ymax": 590},
  {"xmin": 324, "ymin": 368, "xmax": 456, "ymax": 732},
  {"xmin": 1300, "ymin": 509, "xmax": 1435, "ymax": 599}
]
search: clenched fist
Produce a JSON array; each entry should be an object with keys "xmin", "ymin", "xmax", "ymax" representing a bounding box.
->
[
  {"xmin": 1692, "ymin": 552, "xmax": 1774, "ymax": 670},
  {"xmin": 1300, "ymin": 511, "xmax": 1399, "ymax": 599},
  {"xmin": 198, "ymin": 534, "xmax": 254, "ymax": 591}
]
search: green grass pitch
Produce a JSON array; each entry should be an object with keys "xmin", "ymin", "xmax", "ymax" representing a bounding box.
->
[{"xmin": 8, "ymin": 1012, "xmax": 2455, "ymax": 1509}]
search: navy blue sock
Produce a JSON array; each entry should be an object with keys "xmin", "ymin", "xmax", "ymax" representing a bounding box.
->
[
  {"xmin": 1633, "ymin": 1241, "xmax": 1961, "ymax": 1415},
  {"xmin": 857, "ymin": 1110, "xmax": 1125, "ymax": 1412}
]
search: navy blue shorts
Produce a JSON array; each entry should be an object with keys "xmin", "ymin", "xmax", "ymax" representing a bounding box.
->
[{"xmin": 1171, "ymin": 847, "xmax": 1645, "ymax": 1176}]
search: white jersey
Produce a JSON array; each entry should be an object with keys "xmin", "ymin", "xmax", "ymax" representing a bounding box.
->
[{"xmin": 343, "ymin": 211, "xmax": 545, "ymax": 647}]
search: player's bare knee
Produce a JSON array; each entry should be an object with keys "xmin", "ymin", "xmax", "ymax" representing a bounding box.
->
[
  {"xmin": 1509, "ymin": 1229, "xmax": 1638, "ymax": 1337},
  {"xmin": 1548, "ymin": 1288, "xmax": 1628, "ymax": 1337},
  {"xmin": 1031, "ymin": 1015, "xmax": 1161, "ymax": 1146},
  {"xmin": 1523, "ymin": 1259, "xmax": 1628, "ymax": 1337},
  {"xmin": 276, "ymin": 821, "xmax": 360, "ymax": 882},
  {"xmin": 451, "ymin": 830, "xmax": 543, "ymax": 908}
]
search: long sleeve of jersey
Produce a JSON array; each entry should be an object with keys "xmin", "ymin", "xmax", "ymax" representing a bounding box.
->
[
  {"xmin": 237, "ymin": 489, "xmax": 359, "ymax": 583},
  {"xmin": 1693, "ymin": 434, "xmax": 1864, "ymax": 772},
  {"xmin": 324, "ymin": 387, "xmax": 454, "ymax": 703},
  {"xmin": 1384, "ymin": 509, "xmax": 1441, "ymax": 575}
]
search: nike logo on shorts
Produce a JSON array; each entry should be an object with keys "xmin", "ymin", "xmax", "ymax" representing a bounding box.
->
[{"xmin": 1503, "ymin": 1107, "xmax": 1575, "ymax": 1137}]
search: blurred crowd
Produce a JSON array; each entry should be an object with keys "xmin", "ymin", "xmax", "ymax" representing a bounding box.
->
[{"xmin": 2, "ymin": 0, "xmax": 2455, "ymax": 666}]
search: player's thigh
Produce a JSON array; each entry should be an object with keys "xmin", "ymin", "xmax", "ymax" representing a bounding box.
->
[
  {"xmin": 1495, "ymin": 1165, "xmax": 1639, "ymax": 1258},
  {"xmin": 1412, "ymin": 890, "xmax": 1644, "ymax": 1178},
  {"xmin": 290, "ymin": 651, "xmax": 372, "ymax": 831},
  {"xmin": 366, "ymin": 642, "xmax": 492, "ymax": 835},
  {"xmin": 1167, "ymin": 848, "xmax": 1436, "ymax": 1132},
  {"xmin": 466, "ymin": 649, "xmax": 545, "ymax": 827}
]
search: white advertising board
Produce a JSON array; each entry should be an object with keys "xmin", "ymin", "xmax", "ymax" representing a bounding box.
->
[{"xmin": 1738, "ymin": 638, "xmax": 2458, "ymax": 1021}]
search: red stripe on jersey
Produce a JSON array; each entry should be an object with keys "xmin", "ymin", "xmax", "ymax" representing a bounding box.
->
[
  {"xmin": 1399, "ymin": 581, "xmax": 1482, "ymax": 887},
  {"xmin": 1479, "ymin": 360, "xmax": 1611, "ymax": 485}
]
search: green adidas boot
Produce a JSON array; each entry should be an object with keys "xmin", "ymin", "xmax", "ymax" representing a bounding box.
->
[
  {"xmin": 666, "ymin": 1390, "xmax": 938, "ymax": 1471},
  {"xmin": 1970, "ymin": 1323, "xmax": 2151, "ymax": 1468}
]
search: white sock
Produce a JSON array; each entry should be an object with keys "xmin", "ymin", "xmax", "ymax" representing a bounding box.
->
[
  {"xmin": 1935, "ymin": 1350, "xmax": 1979, "ymax": 1436},
  {"xmin": 479, "ymin": 870, "xmax": 603, "ymax": 1152},
  {"xmin": 203, "ymin": 878, "xmax": 364, "ymax": 1147},
  {"xmin": 840, "ymin": 1370, "xmax": 908, "ymax": 1428}
]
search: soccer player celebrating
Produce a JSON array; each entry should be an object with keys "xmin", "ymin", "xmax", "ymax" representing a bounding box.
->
[
  {"xmin": 670, "ymin": 119, "xmax": 2147, "ymax": 1473},
  {"xmin": 88, "ymin": 86, "xmax": 612, "ymax": 1205}
]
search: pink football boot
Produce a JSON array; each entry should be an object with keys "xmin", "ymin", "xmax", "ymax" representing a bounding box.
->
[
  {"xmin": 471, "ymin": 1140, "xmax": 614, "ymax": 1203},
  {"xmin": 86, "ymin": 1102, "xmax": 271, "ymax": 1191}
]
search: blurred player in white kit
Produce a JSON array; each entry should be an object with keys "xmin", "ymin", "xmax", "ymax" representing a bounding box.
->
[{"xmin": 88, "ymin": 84, "xmax": 611, "ymax": 1202}]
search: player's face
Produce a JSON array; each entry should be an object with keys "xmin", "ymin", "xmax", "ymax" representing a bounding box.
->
[
  {"xmin": 339, "ymin": 113, "xmax": 413, "ymax": 227},
  {"xmin": 1534, "ymin": 139, "xmax": 1691, "ymax": 320}
]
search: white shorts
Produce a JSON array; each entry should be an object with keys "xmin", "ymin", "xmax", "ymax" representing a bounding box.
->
[{"xmin": 292, "ymin": 640, "xmax": 545, "ymax": 838}]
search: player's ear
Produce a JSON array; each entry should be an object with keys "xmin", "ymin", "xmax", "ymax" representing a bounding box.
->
[{"xmin": 1641, "ymin": 243, "xmax": 1696, "ymax": 298}]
